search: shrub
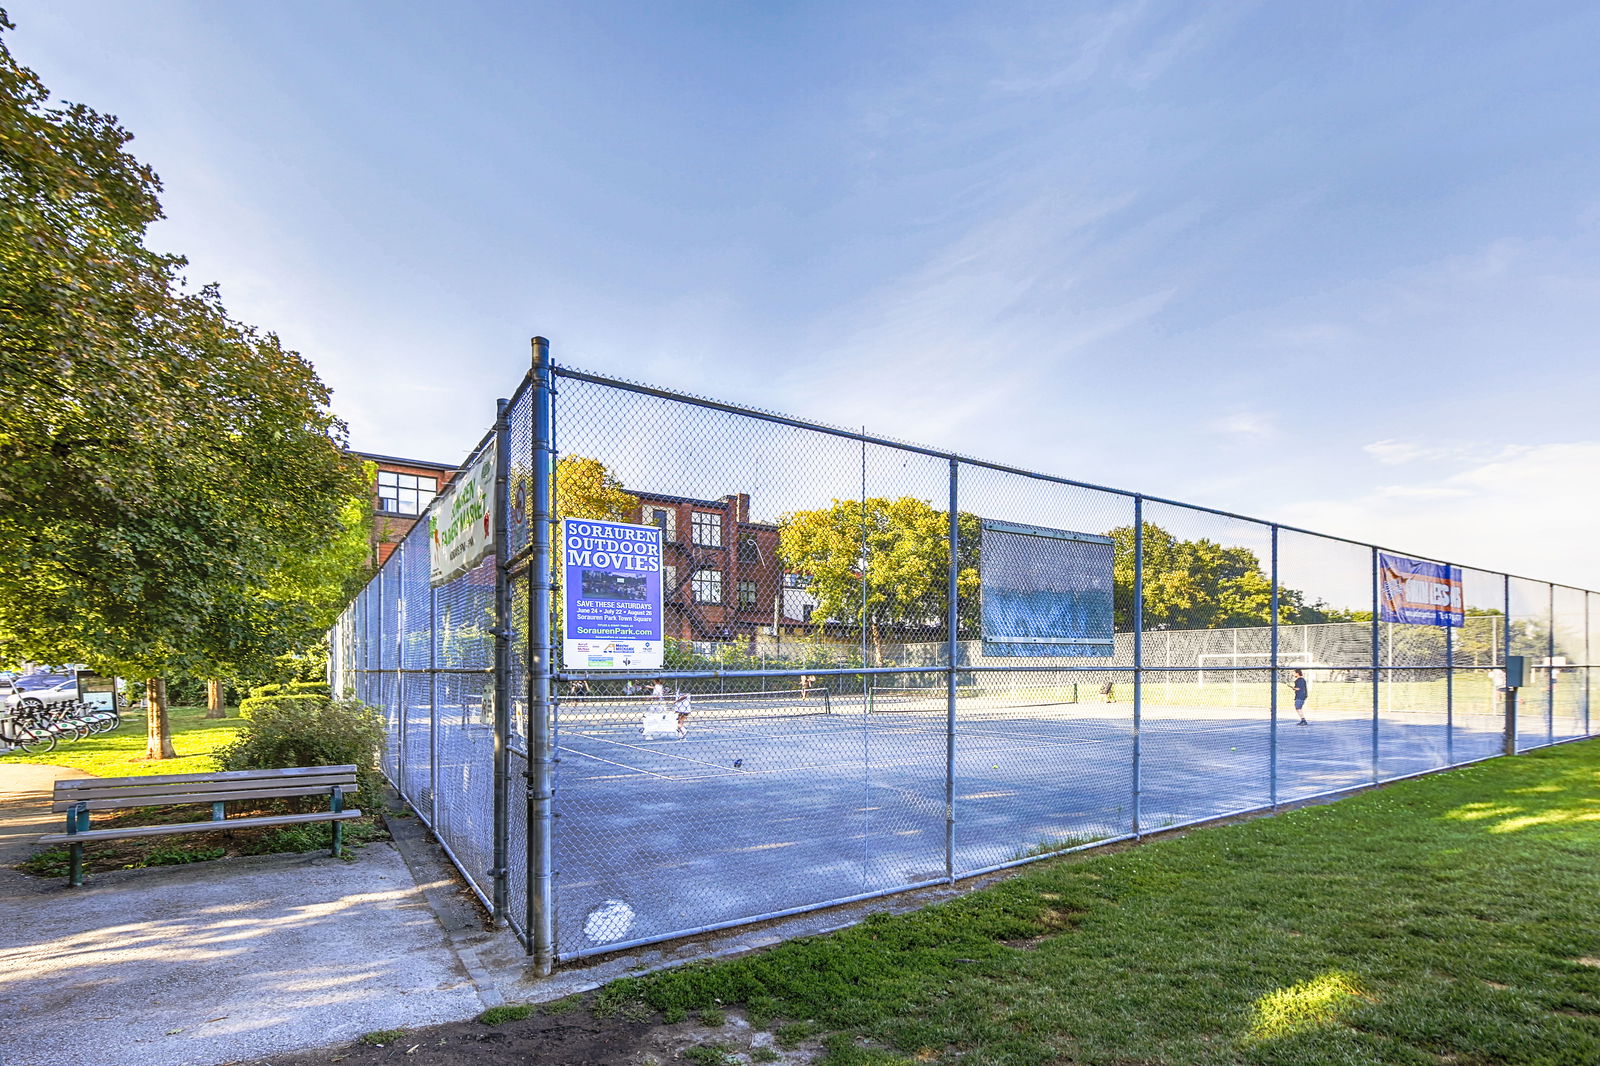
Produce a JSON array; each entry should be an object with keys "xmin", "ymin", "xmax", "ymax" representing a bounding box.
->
[
  {"xmin": 217, "ymin": 696, "xmax": 385, "ymax": 806},
  {"xmin": 237, "ymin": 693, "xmax": 326, "ymax": 716},
  {"xmin": 248, "ymin": 680, "xmax": 331, "ymax": 699}
]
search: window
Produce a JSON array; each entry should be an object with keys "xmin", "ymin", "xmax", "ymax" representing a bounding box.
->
[
  {"xmin": 738, "ymin": 580, "xmax": 758, "ymax": 608},
  {"xmin": 801, "ymin": 604, "xmax": 815, "ymax": 624},
  {"xmin": 643, "ymin": 506, "xmax": 676, "ymax": 540},
  {"xmin": 783, "ymin": 573, "xmax": 811, "ymax": 589},
  {"xmin": 691, "ymin": 511, "xmax": 722, "ymax": 547},
  {"xmin": 662, "ymin": 565, "xmax": 677, "ymax": 596},
  {"xmin": 692, "ymin": 569, "xmax": 722, "ymax": 604},
  {"xmin": 738, "ymin": 533, "xmax": 760, "ymax": 562},
  {"xmin": 377, "ymin": 471, "xmax": 439, "ymax": 515}
]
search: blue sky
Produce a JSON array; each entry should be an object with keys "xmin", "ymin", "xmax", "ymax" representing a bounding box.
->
[{"xmin": 13, "ymin": 1, "xmax": 1600, "ymax": 589}]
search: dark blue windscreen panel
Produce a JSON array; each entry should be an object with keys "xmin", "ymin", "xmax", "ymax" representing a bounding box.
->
[{"xmin": 980, "ymin": 520, "xmax": 1114, "ymax": 657}]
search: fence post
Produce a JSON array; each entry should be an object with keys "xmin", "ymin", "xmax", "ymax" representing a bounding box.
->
[
  {"xmin": 944, "ymin": 458, "xmax": 959, "ymax": 883},
  {"xmin": 1444, "ymin": 566, "xmax": 1454, "ymax": 766},
  {"xmin": 1503, "ymin": 573, "xmax": 1514, "ymax": 755},
  {"xmin": 1132, "ymin": 497, "xmax": 1144, "ymax": 838},
  {"xmin": 394, "ymin": 539, "xmax": 407, "ymax": 803},
  {"xmin": 1370, "ymin": 547, "xmax": 1380, "ymax": 783},
  {"xmin": 860, "ymin": 432, "xmax": 871, "ymax": 711},
  {"xmin": 1547, "ymin": 583, "xmax": 1555, "ymax": 745},
  {"xmin": 527, "ymin": 337, "xmax": 558, "ymax": 974},
  {"xmin": 491, "ymin": 397, "xmax": 512, "ymax": 923},
  {"xmin": 430, "ymin": 582, "xmax": 440, "ymax": 829},
  {"xmin": 378, "ymin": 559, "xmax": 388, "ymax": 768},
  {"xmin": 1268, "ymin": 525, "xmax": 1279, "ymax": 808}
]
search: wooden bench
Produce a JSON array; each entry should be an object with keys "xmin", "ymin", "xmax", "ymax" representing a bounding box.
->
[{"xmin": 39, "ymin": 765, "xmax": 362, "ymax": 886}]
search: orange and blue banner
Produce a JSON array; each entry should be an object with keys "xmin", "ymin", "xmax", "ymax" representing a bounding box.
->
[{"xmin": 1378, "ymin": 553, "xmax": 1463, "ymax": 627}]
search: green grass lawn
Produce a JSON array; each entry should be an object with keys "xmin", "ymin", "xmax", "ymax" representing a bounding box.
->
[
  {"xmin": 598, "ymin": 739, "xmax": 1600, "ymax": 1065},
  {"xmin": 10, "ymin": 703, "xmax": 244, "ymax": 777}
]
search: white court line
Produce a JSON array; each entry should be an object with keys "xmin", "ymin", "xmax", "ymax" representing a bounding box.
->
[
  {"xmin": 569, "ymin": 733, "xmax": 750, "ymax": 772},
  {"xmin": 559, "ymin": 746, "xmax": 674, "ymax": 779}
]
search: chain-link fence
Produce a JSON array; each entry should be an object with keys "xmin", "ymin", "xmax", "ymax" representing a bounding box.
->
[{"xmin": 330, "ymin": 340, "xmax": 1597, "ymax": 971}]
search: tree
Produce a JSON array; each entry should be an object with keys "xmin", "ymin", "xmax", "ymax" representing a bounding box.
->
[
  {"xmin": 1109, "ymin": 523, "xmax": 1354, "ymax": 631},
  {"xmin": 555, "ymin": 455, "xmax": 638, "ymax": 522},
  {"xmin": 0, "ymin": 17, "xmax": 367, "ymax": 757},
  {"xmin": 201, "ymin": 490, "xmax": 372, "ymax": 718},
  {"xmin": 506, "ymin": 455, "xmax": 639, "ymax": 656},
  {"xmin": 777, "ymin": 497, "xmax": 981, "ymax": 652}
]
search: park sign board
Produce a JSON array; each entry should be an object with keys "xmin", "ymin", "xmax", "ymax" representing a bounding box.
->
[
  {"xmin": 429, "ymin": 450, "xmax": 497, "ymax": 586},
  {"xmin": 1378, "ymin": 552, "xmax": 1463, "ymax": 627},
  {"xmin": 562, "ymin": 517, "xmax": 665, "ymax": 669},
  {"xmin": 75, "ymin": 671, "xmax": 117, "ymax": 713},
  {"xmin": 980, "ymin": 520, "xmax": 1114, "ymax": 657}
]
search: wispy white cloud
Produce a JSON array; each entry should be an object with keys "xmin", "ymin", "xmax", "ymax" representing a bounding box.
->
[
  {"xmin": 1363, "ymin": 439, "xmax": 1462, "ymax": 465},
  {"xmin": 1211, "ymin": 412, "xmax": 1278, "ymax": 441},
  {"xmin": 1281, "ymin": 442, "xmax": 1600, "ymax": 588},
  {"xmin": 987, "ymin": 2, "xmax": 1250, "ymax": 95}
]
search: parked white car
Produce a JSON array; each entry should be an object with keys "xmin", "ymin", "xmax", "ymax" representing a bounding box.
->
[{"xmin": 4, "ymin": 674, "xmax": 77, "ymax": 712}]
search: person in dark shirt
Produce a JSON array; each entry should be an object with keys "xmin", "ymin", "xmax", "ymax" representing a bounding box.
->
[{"xmin": 1290, "ymin": 669, "xmax": 1309, "ymax": 725}]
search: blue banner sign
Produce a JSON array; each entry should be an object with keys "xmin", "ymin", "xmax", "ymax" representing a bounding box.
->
[
  {"xmin": 562, "ymin": 518, "xmax": 665, "ymax": 669},
  {"xmin": 980, "ymin": 520, "xmax": 1114, "ymax": 657},
  {"xmin": 1378, "ymin": 552, "xmax": 1463, "ymax": 627}
]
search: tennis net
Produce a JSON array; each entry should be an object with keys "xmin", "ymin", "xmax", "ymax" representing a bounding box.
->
[
  {"xmin": 867, "ymin": 682, "xmax": 1084, "ymax": 718},
  {"xmin": 558, "ymin": 688, "xmax": 832, "ymax": 721}
]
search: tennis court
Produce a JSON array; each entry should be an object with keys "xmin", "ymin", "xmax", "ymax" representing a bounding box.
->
[
  {"xmin": 335, "ymin": 354, "xmax": 1598, "ymax": 968},
  {"xmin": 542, "ymin": 683, "xmax": 1511, "ymax": 953}
]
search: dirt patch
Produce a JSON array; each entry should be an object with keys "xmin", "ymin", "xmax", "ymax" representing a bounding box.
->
[{"xmin": 238, "ymin": 1007, "xmax": 825, "ymax": 1066}]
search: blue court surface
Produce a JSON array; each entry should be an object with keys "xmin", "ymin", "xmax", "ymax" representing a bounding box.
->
[{"xmin": 541, "ymin": 692, "xmax": 1514, "ymax": 958}]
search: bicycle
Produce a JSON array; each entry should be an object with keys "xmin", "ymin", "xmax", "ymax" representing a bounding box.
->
[
  {"xmin": 0, "ymin": 710, "xmax": 58, "ymax": 754},
  {"xmin": 69, "ymin": 698, "xmax": 122, "ymax": 734}
]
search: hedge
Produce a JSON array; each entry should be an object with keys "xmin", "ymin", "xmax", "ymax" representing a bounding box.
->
[{"xmin": 247, "ymin": 681, "xmax": 332, "ymax": 699}]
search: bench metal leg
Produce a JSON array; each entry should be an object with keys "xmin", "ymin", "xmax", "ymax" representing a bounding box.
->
[
  {"xmin": 65, "ymin": 803, "xmax": 89, "ymax": 887},
  {"xmin": 329, "ymin": 785, "xmax": 345, "ymax": 858}
]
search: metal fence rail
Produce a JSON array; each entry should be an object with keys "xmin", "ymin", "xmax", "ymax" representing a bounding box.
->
[{"xmin": 330, "ymin": 338, "xmax": 1597, "ymax": 974}]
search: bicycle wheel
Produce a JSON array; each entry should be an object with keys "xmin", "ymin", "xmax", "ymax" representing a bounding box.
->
[{"xmin": 18, "ymin": 728, "xmax": 55, "ymax": 754}]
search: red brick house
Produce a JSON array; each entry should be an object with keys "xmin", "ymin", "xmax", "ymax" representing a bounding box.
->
[
  {"xmin": 632, "ymin": 490, "xmax": 821, "ymax": 643},
  {"xmin": 352, "ymin": 451, "xmax": 457, "ymax": 567}
]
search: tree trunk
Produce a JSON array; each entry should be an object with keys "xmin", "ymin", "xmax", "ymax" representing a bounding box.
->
[
  {"xmin": 145, "ymin": 677, "xmax": 176, "ymax": 760},
  {"xmin": 205, "ymin": 678, "xmax": 226, "ymax": 718}
]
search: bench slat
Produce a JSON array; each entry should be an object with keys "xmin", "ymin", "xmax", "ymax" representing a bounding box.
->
[
  {"xmin": 38, "ymin": 809, "xmax": 364, "ymax": 845},
  {"xmin": 51, "ymin": 773, "xmax": 356, "ymax": 803},
  {"xmin": 53, "ymin": 765, "xmax": 358, "ymax": 792},
  {"xmin": 52, "ymin": 782, "xmax": 358, "ymax": 813}
]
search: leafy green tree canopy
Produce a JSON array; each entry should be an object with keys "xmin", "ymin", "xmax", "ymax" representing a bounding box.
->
[
  {"xmin": 555, "ymin": 454, "xmax": 638, "ymax": 522},
  {"xmin": 1110, "ymin": 523, "xmax": 1354, "ymax": 631},
  {"xmin": 0, "ymin": 15, "xmax": 366, "ymax": 692},
  {"xmin": 777, "ymin": 497, "xmax": 980, "ymax": 640}
]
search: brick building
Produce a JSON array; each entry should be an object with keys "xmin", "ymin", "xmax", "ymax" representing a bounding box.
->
[
  {"xmin": 632, "ymin": 490, "xmax": 823, "ymax": 643},
  {"xmin": 352, "ymin": 451, "xmax": 457, "ymax": 567}
]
